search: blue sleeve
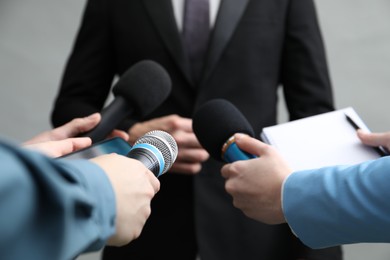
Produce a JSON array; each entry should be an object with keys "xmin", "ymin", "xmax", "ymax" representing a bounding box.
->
[
  {"xmin": 282, "ymin": 156, "xmax": 390, "ymax": 248},
  {"xmin": 0, "ymin": 139, "xmax": 116, "ymax": 260}
]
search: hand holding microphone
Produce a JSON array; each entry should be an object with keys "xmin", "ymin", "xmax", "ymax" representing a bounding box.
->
[
  {"xmin": 193, "ymin": 98, "xmax": 292, "ymax": 224},
  {"xmin": 63, "ymin": 129, "xmax": 178, "ymax": 178},
  {"xmin": 90, "ymin": 153, "xmax": 160, "ymax": 246},
  {"xmin": 193, "ymin": 99, "xmax": 257, "ymax": 162},
  {"xmin": 86, "ymin": 129, "xmax": 179, "ymax": 246},
  {"xmin": 220, "ymin": 133, "xmax": 291, "ymax": 224}
]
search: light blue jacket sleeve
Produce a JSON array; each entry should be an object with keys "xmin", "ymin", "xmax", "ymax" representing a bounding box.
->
[
  {"xmin": 283, "ymin": 156, "xmax": 390, "ymax": 249},
  {"xmin": 0, "ymin": 139, "xmax": 116, "ymax": 260}
]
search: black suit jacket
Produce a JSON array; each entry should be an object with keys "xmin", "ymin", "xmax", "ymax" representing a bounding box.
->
[{"xmin": 52, "ymin": 0, "xmax": 341, "ymax": 259}]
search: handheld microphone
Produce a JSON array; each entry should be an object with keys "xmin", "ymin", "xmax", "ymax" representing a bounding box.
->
[
  {"xmin": 127, "ymin": 130, "xmax": 178, "ymax": 177},
  {"xmin": 80, "ymin": 60, "xmax": 172, "ymax": 143},
  {"xmin": 193, "ymin": 99, "xmax": 257, "ymax": 163}
]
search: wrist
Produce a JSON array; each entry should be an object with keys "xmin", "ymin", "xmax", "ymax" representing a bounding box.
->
[{"xmin": 280, "ymin": 172, "xmax": 295, "ymax": 223}]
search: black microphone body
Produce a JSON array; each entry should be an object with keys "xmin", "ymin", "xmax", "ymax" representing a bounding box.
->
[
  {"xmin": 80, "ymin": 60, "xmax": 172, "ymax": 143},
  {"xmin": 128, "ymin": 147, "xmax": 160, "ymax": 176},
  {"xmin": 193, "ymin": 99, "xmax": 256, "ymax": 163},
  {"xmin": 81, "ymin": 97, "xmax": 133, "ymax": 143}
]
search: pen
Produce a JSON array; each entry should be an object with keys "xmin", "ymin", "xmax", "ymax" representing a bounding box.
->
[{"xmin": 345, "ymin": 113, "xmax": 390, "ymax": 157}]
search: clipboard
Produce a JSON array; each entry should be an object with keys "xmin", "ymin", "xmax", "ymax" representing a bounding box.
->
[{"xmin": 260, "ymin": 107, "xmax": 387, "ymax": 171}]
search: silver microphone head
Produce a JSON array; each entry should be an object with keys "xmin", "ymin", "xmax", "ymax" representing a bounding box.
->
[{"xmin": 134, "ymin": 130, "xmax": 178, "ymax": 174}]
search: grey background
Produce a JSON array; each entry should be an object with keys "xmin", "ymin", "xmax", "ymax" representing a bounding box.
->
[{"xmin": 0, "ymin": 0, "xmax": 389, "ymax": 259}]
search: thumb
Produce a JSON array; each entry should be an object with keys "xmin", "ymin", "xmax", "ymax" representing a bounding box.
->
[
  {"xmin": 357, "ymin": 130, "xmax": 389, "ymax": 147},
  {"xmin": 60, "ymin": 113, "xmax": 101, "ymax": 138},
  {"xmin": 234, "ymin": 133, "xmax": 271, "ymax": 157}
]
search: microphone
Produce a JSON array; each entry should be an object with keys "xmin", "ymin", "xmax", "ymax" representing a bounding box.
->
[
  {"xmin": 193, "ymin": 99, "xmax": 257, "ymax": 163},
  {"xmin": 127, "ymin": 130, "xmax": 178, "ymax": 177},
  {"xmin": 80, "ymin": 60, "xmax": 172, "ymax": 143}
]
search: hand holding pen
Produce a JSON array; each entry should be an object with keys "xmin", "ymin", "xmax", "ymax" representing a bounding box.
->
[{"xmin": 345, "ymin": 114, "xmax": 390, "ymax": 157}]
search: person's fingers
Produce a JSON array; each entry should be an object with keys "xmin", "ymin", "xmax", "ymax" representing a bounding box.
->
[
  {"xmin": 68, "ymin": 137, "xmax": 93, "ymax": 152},
  {"xmin": 168, "ymin": 147, "xmax": 209, "ymax": 175},
  {"xmin": 145, "ymin": 171, "xmax": 160, "ymax": 194},
  {"xmin": 357, "ymin": 129, "xmax": 390, "ymax": 147},
  {"xmin": 108, "ymin": 129, "xmax": 130, "ymax": 141},
  {"xmin": 128, "ymin": 115, "xmax": 192, "ymax": 143},
  {"xmin": 175, "ymin": 118, "xmax": 193, "ymax": 132},
  {"xmin": 234, "ymin": 133, "xmax": 272, "ymax": 157},
  {"xmin": 164, "ymin": 115, "xmax": 193, "ymax": 132},
  {"xmin": 221, "ymin": 160, "xmax": 246, "ymax": 179},
  {"xmin": 53, "ymin": 137, "xmax": 92, "ymax": 157},
  {"xmin": 221, "ymin": 163, "xmax": 233, "ymax": 179},
  {"xmin": 54, "ymin": 113, "xmax": 101, "ymax": 138},
  {"xmin": 170, "ymin": 162, "xmax": 203, "ymax": 175},
  {"xmin": 26, "ymin": 137, "xmax": 91, "ymax": 157},
  {"xmin": 176, "ymin": 148, "xmax": 209, "ymax": 163}
]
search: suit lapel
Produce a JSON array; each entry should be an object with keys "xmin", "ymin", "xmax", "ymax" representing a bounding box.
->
[
  {"xmin": 143, "ymin": 0, "xmax": 193, "ymax": 85},
  {"xmin": 201, "ymin": 0, "xmax": 250, "ymax": 85}
]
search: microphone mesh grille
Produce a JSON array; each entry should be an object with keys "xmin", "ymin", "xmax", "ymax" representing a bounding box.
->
[{"xmin": 134, "ymin": 130, "xmax": 178, "ymax": 174}]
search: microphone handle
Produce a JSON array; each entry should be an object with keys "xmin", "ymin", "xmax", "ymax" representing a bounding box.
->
[
  {"xmin": 222, "ymin": 136, "xmax": 257, "ymax": 163},
  {"xmin": 79, "ymin": 97, "xmax": 133, "ymax": 143},
  {"xmin": 127, "ymin": 144, "xmax": 164, "ymax": 177}
]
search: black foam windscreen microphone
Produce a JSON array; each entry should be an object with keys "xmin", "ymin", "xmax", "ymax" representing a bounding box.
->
[
  {"xmin": 127, "ymin": 130, "xmax": 178, "ymax": 177},
  {"xmin": 80, "ymin": 60, "xmax": 172, "ymax": 143},
  {"xmin": 193, "ymin": 99, "xmax": 256, "ymax": 162}
]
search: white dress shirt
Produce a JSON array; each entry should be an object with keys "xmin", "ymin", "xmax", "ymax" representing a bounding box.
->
[{"xmin": 171, "ymin": 0, "xmax": 221, "ymax": 31}]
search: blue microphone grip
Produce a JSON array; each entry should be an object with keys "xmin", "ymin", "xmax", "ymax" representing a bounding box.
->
[
  {"xmin": 127, "ymin": 143, "xmax": 165, "ymax": 177},
  {"xmin": 222, "ymin": 136, "xmax": 257, "ymax": 163}
]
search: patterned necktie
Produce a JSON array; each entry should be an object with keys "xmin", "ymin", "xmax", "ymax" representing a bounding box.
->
[{"xmin": 182, "ymin": 0, "xmax": 210, "ymax": 84}]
